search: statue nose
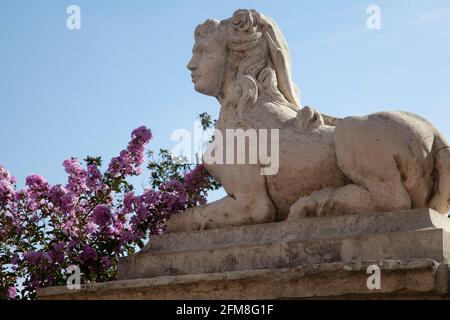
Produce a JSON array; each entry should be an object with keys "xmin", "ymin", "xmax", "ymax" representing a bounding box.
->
[{"xmin": 187, "ymin": 58, "xmax": 197, "ymax": 71}]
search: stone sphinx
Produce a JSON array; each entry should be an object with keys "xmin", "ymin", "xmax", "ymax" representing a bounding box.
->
[{"xmin": 166, "ymin": 9, "xmax": 450, "ymax": 233}]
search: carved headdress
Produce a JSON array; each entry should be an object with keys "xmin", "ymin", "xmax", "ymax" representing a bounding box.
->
[
  {"xmin": 195, "ymin": 9, "xmax": 301, "ymax": 110},
  {"xmin": 226, "ymin": 9, "xmax": 301, "ymax": 108}
]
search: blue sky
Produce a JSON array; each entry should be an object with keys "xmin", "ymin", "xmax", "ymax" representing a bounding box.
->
[{"xmin": 0, "ymin": 0, "xmax": 449, "ymax": 195}]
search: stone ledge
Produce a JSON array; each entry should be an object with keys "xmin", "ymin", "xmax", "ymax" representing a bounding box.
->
[
  {"xmin": 119, "ymin": 228, "xmax": 448, "ymax": 280},
  {"xmin": 38, "ymin": 259, "xmax": 450, "ymax": 300},
  {"xmin": 118, "ymin": 209, "xmax": 450, "ymax": 280},
  {"xmin": 38, "ymin": 210, "xmax": 450, "ymax": 300},
  {"xmin": 141, "ymin": 209, "xmax": 447, "ymax": 253}
]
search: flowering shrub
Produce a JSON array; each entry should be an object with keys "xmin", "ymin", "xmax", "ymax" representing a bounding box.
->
[{"xmin": 0, "ymin": 124, "xmax": 218, "ymax": 300}]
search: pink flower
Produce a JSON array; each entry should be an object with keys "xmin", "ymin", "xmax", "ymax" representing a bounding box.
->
[
  {"xmin": 85, "ymin": 221, "xmax": 97, "ymax": 234},
  {"xmin": 14, "ymin": 188, "xmax": 27, "ymax": 201},
  {"xmin": 61, "ymin": 192, "xmax": 77, "ymax": 212},
  {"xmin": 184, "ymin": 164, "xmax": 209, "ymax": 192},
  {"xmin": 79, "ymin": 245, "xmax": 97, "ymax": 263},
  {"xmin": 92, "ymin": 204, "xmax": 112, "ymax": 226},
  {"xmin": 48, "ymin": 244, "xmax": 65, "ymax": 264},
  {"xmin": 119, "ymin": 230, "xmax": 140, "ymax": 244},
  {"xmin": 24, "ymin": 251, "xmax": 44, "ymax": 265},
  {"xmin": 108, "ymin": 154, "xmax": 132, "ymax": 177},
  {"xmin": 25, "ymin": 174, "xmax": 49, "ymax": 193},
  {"xmin": 63, "ymin": 158, "xmax": 87, "ymax": 193},
  {"xmin": 66, "ymin": 240, "xmax": 78, "ymax": 251},
  {"xmin": 49, "ymin": 185, "xmax": 78, "ymax": 215},
  {"xmin": 123, "ymin": 192, "xmax": 135, "ymax": 212},
  {"xmin": 102, "ymin": 257, "xmax": 111, "ymax": 269},
  {"xmin": 7, "ymin": 287, "xmax": 16, "ymax": 299},
  {"xmin": 0, "ymin": 180, "xmax": 14, "ymax": 205},
  {"xmin": 108, "ymin": 126, "xmax": 152, "ymax": 178},
  {"xmin": 131, "ymin": 126, "xmax": 152, "ymax": 144},
  {"xmin": 10, "ymin": 255, "xmax": 20, "ymax": 265},
  {"xmin": 86, "ymin": 164, "xmax": 104, "ymax": 191},
  {"xmin": 49, "ymin": 184, "xmax": 67, "ymax": 206},
  {"xmin": 0, "ymin": 164, "xmax": 16, "ymax": 185},
  {"xmin": 63, "ymin": 158, "xmax": 85, "ymax": 176}
]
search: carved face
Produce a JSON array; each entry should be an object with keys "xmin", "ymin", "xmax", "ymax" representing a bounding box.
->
[{"xmin": 187, "ymin": 36, "xmax": 227, "ymax": 97}]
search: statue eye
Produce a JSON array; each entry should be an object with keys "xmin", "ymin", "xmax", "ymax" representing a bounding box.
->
[{"xmin": 195, "ymin": 46, "xmax": 206, "ymax": 55}]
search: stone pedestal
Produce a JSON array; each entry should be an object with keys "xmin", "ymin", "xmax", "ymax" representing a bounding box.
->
[{"xmin": 38, "ymin": 209, "xmax": 450, "ymax": 300}]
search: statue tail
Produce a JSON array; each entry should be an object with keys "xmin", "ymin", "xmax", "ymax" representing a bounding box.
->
[{"xmin": 429, "ymin": 135, "xmax": 450, "ymax": 214}]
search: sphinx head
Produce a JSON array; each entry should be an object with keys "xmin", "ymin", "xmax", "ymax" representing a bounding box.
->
[
  {"xmin": 187, "ymin": 9, "xmax": 301, "ymax": 109},
  {"xmin": 187, "ymin": 19, "xmax": 226, "ymax": 97}
]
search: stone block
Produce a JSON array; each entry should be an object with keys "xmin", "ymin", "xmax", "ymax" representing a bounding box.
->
[{"xmin": 38, "ymin": 209, "xmax": 450, "ymax": 300}]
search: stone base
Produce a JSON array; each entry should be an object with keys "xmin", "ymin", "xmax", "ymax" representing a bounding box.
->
[
  {"xmin": 38, "ymin": 209, "xmax": 450, "ymax": 300},
  {"xmin": 39, "ymin": 259, "xmax": 450, "ymax": 300}
]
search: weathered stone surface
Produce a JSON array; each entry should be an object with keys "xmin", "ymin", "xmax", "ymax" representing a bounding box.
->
[
  {"xmin": 145, "ymin": 209, "xmax": 449, "ymax": 253},
  {"xmin": 120, "ymin": 209, "xmax": 450, "ymax": 280},
  {"xmin": 120, "ymin": 229, "xmax": 447, "ymax": 280},
  {"xmin": 38, "ymin": 259, "xmax": 450, "ymax": 300},
  {"xmin": 37, "ymin": 209, "xmax": 450, "ymax": 300}
]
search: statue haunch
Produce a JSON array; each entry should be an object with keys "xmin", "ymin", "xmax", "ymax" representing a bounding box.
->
[{"xmin": 165, "ymin": 9, "xmax": 450, "ymax": 233}]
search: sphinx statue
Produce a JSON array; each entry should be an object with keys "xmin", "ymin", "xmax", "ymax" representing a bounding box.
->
[{"xmin": 165, "ymin": 9, "xmax": 450, "ymax": 233}]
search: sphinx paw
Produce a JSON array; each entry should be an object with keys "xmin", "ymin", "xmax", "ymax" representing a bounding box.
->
[
  {"xmin": 165, "ymin": 210, "xmax": 200, "ymax": 233},
  {"xmin": 288, "ymin": 195, "xmax": 318, "ymax": 219},
  {"xmin": 288, "ymin": 187, "xmax": 337, "ymax": 219},
  {"xmin": 295, "ymin": 106, "xmax": 324, "ymax": 131},
  {"xmin": 165, "ymin": 214, "xmax": 185, "ymax": 233}
]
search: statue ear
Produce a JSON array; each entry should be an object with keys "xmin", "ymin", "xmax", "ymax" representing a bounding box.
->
[{"xmin": 260, "ymin": 15, "xmax": 301, "ymax": 108}]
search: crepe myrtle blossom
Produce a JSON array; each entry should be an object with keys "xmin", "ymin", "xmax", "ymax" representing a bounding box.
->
[
  {"xmin": 107, "ymin": 126, "xmax": 153, "ymax": 177},
  {"xmin": 6, "ymin": 287, "xmax": 17, "ymax": 300},
  {"xmin": 25, "ymin": 174, "xmax": 49, "ymax": 193},
  {"xmin": 0, "ymin": 125, "xmax": 218, "ymax": 300},
  {"xmin": 92, "ymin": 204, "xmax": 112, "ymax": 226},
  {"xmin": 0, "ymin": 179, "xmax": 14, "ymax": 206}
]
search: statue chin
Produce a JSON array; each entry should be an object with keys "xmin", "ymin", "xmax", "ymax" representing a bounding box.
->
[{"xmin": 194, "ymin": 82, "xmax": 219, "ymax": 97}]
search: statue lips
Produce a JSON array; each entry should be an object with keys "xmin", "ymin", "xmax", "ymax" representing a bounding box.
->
[{"xmin": 191, "ymin": 74, "xmax": 200, "ymax": 83}]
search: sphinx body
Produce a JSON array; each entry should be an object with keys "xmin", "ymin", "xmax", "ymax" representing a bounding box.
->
[{"xmin": 165, "ymin": 9, "xmax": 450, "ymax": 233}]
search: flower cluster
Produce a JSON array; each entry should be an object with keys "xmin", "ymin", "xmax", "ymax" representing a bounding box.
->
[
  {"xmin": 107, "ymin": 126, "xmax": 152, "ymax": 177},
  {"xmin": 126, "ymin": 164, "xmax": 211, "ymax": 237},
  {"xmin": 0, "ymin": 126, "xmax": 215, "ymax": 300}
]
